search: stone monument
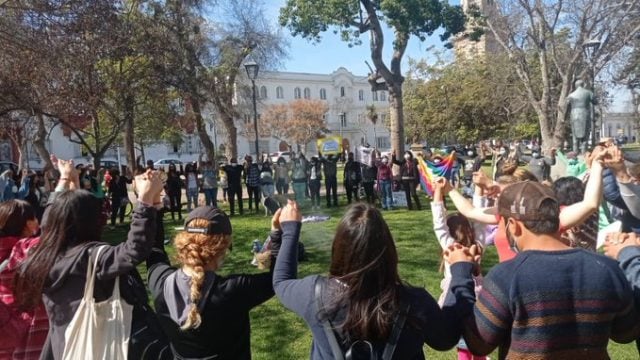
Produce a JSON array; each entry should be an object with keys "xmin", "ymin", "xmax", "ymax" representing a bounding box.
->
[{"xmin": 566, "ymin": 80, "xmax": 596, "ymax": 154}]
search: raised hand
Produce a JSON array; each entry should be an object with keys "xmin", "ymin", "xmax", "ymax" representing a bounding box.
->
[
  {"xmin": 271, "ymin": 208, "xmax": 283, "ymax": 231},
  {"xmin": 135, "ymin": 170, "xmax": 164, "ymax": 206},
  {"xmin": 280, "ymin": 199, "xmax": 302, "ymax": 223},
  {"xmin": 443, "ymin": 243, "xmax": 475, "ymax": 265}
]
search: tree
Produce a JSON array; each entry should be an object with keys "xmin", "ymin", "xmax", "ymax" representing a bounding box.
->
[
  {"xmin": 207, "ymin": 0, "xmax": 287, "ymax": 160},
  {"xmin": 485, "ymin": 0, "xmax": 640, "ymax": 150},
  {"xmin": 403, "ymin": 54, "xmax": 538, "ymax": 145},
  {"xmin": 261, "ymin": 99, "xmax": 328, "ymax": 151},
  {"xmin": 279, "ymin": 0, "xmax": 467, "ymax": 155}
]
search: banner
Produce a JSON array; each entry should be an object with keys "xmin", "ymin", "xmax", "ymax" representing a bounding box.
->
[
  {"xmin": 417, "ymin": 154, "xmax": 456, "ymax": 197},
  {"xmin": 316, "ymin": 136, "xmax": 342, "ymax": 155}
]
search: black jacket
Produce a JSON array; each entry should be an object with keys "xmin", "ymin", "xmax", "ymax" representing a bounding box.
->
[
  {"xmin": 41, "ymin": 204, "xmax": 158, "ymax": 359},
  {"xmin": 392, "ymin": 155, "xmax": 419, "ymax": 180},
  {"xmin": 344, "ymin": 160, "xmax": 362, "ymax": 184},
  {"xmin": 146, "ymin": 229, "xmax": 282, "ymax": 359}
]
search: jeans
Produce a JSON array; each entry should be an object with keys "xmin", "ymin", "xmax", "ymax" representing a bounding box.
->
[
  {"xmin": 309, "ymin": 179, "xmax": 321, "ymax": 206},
  {"xmin": 261, "ymin": 184, "xmax": 275, "ymax": 198},
  {"xmin": 186, "ymin": 188, "xmax": 198, "ymax": 211},
  {"xmin": 362, "ymin": 181, "xmax": 375, "ymax": 204},
  {"xmin": 276, "ymin": 178, "xmax": 289, "ymax": 195},
  {"xmin": 402, "ymin": 179, "xmax": 421, "ymax": 210},
  {"xmin": 168, "ymin": 191, "xmax": 182, "ymax": 220},
  {"xmin": 325, "ymin": 176, "xmax": 338, "ymax": 206},
  {"xmin": 292, "ymin": 181, "xmax": 306, "ymax": 204},
  {"xmin": 380, "ymin": 179, "xmax": 393, "ymax": 209},
  {"xmin": 203, "ymin": 187, "xmax": 218, "ymax": 207},
  {"xmin": 227, "ymin": 184, "xmax": 243, "ymax": 215},
  {"xmin": 247, "ymin": 185, "xmax": 261, "ymax": 211}
]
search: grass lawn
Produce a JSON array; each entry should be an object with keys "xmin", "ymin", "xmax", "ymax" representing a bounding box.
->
[{"xmin": 103, "ymin": 195, "xmax": 638, "ymax": 359}]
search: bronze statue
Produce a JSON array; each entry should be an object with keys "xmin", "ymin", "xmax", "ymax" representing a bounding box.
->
[{"xmin": 566, "ymin": 80, "xmax": 596, "ymax": 154}]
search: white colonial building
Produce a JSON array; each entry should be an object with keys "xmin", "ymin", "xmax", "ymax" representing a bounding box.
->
[{"xmin": 8, "ymin": 67, "xmax": 391, "ymax": 169}]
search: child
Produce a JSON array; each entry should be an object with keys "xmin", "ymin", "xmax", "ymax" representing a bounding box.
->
[{"xmin": 431, "ymin": 177, "xmax": 486, "ymax": 360}]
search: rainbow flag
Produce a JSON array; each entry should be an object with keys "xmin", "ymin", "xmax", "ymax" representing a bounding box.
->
[{"xmin": 416, "ymin": 154, "xmax": 456, "ymax": 197}]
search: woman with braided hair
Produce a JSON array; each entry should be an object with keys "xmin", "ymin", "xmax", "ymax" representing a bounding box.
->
[{"xmin": 146, "ymin": 202, "xmax": 301, "ymax": 359}]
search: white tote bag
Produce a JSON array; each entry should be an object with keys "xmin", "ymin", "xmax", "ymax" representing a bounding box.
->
[{"xmin": 62, "ymin": 246, "xmax": 133, "ymax": 360}]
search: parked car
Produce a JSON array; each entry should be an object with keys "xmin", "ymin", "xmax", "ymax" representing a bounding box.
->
[
  {"xmin": 154, "ymin": 158, "xmax": 184, "ymax": 172},
  {"xmin": 270, "ymin": 151, "xmax": 292, "ymax": 163},
  {"xmin": 0, "ymin": 161, "xmax": 19, "ymax": 174}
]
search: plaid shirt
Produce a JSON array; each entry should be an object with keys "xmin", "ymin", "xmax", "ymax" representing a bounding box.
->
[{"xmin": 246, "ymin": 164, "xmax": 261, "ymax": 187}]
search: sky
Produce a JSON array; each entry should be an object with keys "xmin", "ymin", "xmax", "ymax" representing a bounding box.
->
[
  {"xmin": 265, "ymin": 0, "xmax": 633, "ymax": 111},
  {"xmin": 264, "ymin": 1, "xmax": 452, "ymax": 76}
]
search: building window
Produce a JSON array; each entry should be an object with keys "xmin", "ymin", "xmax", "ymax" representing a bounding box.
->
[
  {"xmin": 340, "ymin": 87, "xmax": 345, "ymax": 97},
  {"xmin": 276, "ymin": 86, "xmax": 284, "ymax": 99},
  {"xmin": 380, "ymin": 91, "xmax": 386, "ymax": 102},
  {"xmin": 244, "ymin": 114, "xmax": 252, "ymax": 124},
  {"xmin": 294, "ymin": 87, "xmax": 301, "ymax": 99},
  {"xmin": 340, "ymin": 113, "xmax": 347, "ymax": 127},
  {"xmin": 372, "ymin": 91, "xmax": 379, "ymax": 101},
  {"xmin": 260, "ymin": 86, "xmax": 267, "ymax": 99},
  {"xmin": 376, "ymin": 136, "xmax": 390, "ymax": 149},
  {"xmin": 380, "ymin": 113, "xmax": 387, "ymax": 124},
  {"xmin": 304, "ymin": 87, "xmax": 311, "ymax": 99},
  {"xmin": 358, "ymin": 90, "xmax": 364, "ymax": 101},
  {"xmin": 320, "ymin": 88, "xmax": 326, "ymax": 100}
]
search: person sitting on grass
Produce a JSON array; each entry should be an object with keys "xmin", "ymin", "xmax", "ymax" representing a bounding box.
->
[
  {"xmin": 431, "ymin": 177, "xmax": 487, "ymax": 360},
  {"xmin": 146, "ymin": 205, "xmax": 291, "ymax": 359},
  {"xmin": 445, "ymin": 181, "xmax": 640, "ymax": 359},
  {"xmin": 273, "ymin": 202, "xmax": 462, "ymax": 359}
]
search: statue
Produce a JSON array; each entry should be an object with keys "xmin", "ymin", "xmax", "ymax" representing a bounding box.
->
[{"xmin": 566, "ymin": 80, "xmax": 596, "ymax": 154}]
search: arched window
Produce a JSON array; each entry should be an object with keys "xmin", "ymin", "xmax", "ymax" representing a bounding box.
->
[
  {"xmin": 276, "ymin": 86, "xmax": 284, "ymax": 99},
  {"xmin": 372, "ymin": 91, "xmax": 379, "ymax": 101},
  {"xmin": 380, "ymin": 91, "xmax": 386, "ymax": 102},
  {"xmin": 304, "ymin": 87, "xmax": 311, "ymax": 99},
  {"xmin": 260, "ymin": 86, "xmax": 267, "ymax": 99},
  {"xmin": 320, "ymin": 88, "xmax": 327, "ymax": 100},
  {"xmin": 340, "ymin": 87, "xmax": 345, "ymax": 97},
  {"xmin": 294, "ymin": 87, "xmax": 301, "ymax": 99},
  {"xmin": 358, "ymin": 90, "xmax": 364, "ymax": 101}
]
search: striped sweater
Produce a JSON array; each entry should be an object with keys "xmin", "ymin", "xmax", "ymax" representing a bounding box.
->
[{"xmin": 448, "ymin": 249, "xmax": 640, "ymax": 359}]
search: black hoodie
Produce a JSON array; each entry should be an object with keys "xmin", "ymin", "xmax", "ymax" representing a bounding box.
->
[{"xmin": 40, "ymin": 204, "xmax": 158, "ymax": 359}]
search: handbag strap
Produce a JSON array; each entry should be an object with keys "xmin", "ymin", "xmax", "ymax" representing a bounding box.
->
[
  {"xmin": 314, "ymin": 276, "xmax": 345, "ymax": 360},
  {"xmin": 82, "ymin": 245, "xmax": 107, "ymax": 301},
  {"xmin": 381, "ymin": 300, "xmax": 410, "ymax": 360}
]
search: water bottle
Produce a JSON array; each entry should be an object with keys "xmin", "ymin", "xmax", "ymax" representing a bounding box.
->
[{"xmin": 252, "ymin": 239, "xmax": 262, "ymax": 253}]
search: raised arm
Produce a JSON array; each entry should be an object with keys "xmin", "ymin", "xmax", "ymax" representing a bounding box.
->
[
  {"xmin": 559, "ymin": 154, "xmax": 604, "ymax": 229},
  {"xmin": 431, "ymin": 178, "xmax": 455, "ymax": 249},
  {"xmin": 96, "ymin": 170, "xmax": 164, "ymax": 279}
]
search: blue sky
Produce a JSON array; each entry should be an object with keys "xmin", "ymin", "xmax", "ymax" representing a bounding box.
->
[
  {"xmin": 265, "ymin": 1, "xmax": 632, "ymax": 111},
  {"xmin": 265, "ymin": 1, "xmax": 453, "ymax": 76}
]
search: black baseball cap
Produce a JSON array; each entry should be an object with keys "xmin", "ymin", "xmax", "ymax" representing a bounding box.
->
[{"xmin": 184, "ymin": 206, "xmax": 232, "ymax": 235}]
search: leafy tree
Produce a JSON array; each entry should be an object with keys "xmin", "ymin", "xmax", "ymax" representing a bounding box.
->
[
  {"xmin": 279, "ymin": 0, "xmax": 467, "ymax": 155},
  {"xmin": 403, "ymin": 55, "xmax": 537, "ymax": 145},
  {"xmin": 261, "ymin": 99, "xmax": 328, "ymax": 150}
]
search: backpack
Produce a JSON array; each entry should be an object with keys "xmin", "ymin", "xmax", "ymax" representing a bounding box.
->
[{"xmin": 314, "ymin": 277, "xmax": 410, "ymax": 360}]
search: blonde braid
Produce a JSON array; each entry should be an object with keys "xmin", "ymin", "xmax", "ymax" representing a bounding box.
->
[{"xmin": 174, "ymin": 218, "xmax": 231, "ymax": 330}]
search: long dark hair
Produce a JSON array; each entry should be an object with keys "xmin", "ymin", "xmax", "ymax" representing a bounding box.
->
[
  {"xmin": 14, "ymin": 190, "xmax": 102, "ymax": 309},
  {"xmin": 328, "ymin": 203, "xmax": 401, "ymax": 341},
  {"xmin": 0, "ymin": 200, "xmax": 36, "ymax": 238}
]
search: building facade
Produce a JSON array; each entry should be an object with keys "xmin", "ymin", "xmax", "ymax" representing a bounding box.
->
[
  {"xmin": 13, "ymin": 67, "xmax": 390, "ymax": 169},
  {"xmin": 601, "ymin": 112, "xmax": 639, "ymax": 141},
  {"xmin": 454, "ymin": 0, "xmax": 500, "ymax": 60}
]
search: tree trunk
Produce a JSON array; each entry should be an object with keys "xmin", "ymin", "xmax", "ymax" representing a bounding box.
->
[
  {"xmin": 123, "ymin": 95, "xmax": 137, "ymax": 173},
  {"xmin": 388, "ymin": 84, "xmax": 405, "ymax": 155},
  {"xmin": 33, "ymin": 113, "xmax": 53, "ymax": 171},
  {"xmin": 191, "ymin": 99, "xmax": 215, "ymax": 162},
  {"xmin": 220, "ymin": 112, "xmax": 238, "ymax": 160}
]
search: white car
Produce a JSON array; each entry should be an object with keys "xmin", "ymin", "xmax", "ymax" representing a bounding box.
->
[
  {"xmin": 270, "ymin": 151, "xmax": 292, "ymax": 163},
  {"xmin": 154, "ymin": 158, "xmax": 184, "ymax": 172}
]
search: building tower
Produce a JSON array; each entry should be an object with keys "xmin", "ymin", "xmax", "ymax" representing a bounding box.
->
[{"xmin": 454, "ymin": 0, "xmax": 499, "ymax": 61}]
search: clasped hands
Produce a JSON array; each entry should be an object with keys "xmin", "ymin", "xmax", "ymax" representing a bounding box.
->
[{"xmin": 443, "ymin": 243, "xmax": 483, "ymax": 276}]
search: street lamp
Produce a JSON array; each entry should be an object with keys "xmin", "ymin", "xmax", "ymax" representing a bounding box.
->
[
  {"xmin": 583, "ymin": 39, "xmax": 601, "ymax": 146},
  {"xmin": 244, "ymin": 60, "xmax": 260, "ymax": 158}
]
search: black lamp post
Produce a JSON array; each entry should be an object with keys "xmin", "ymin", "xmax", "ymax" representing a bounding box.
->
[
  {"xmin": 244, "ymin": 61, "xmax": 260, "ymax": 158},
  {"xmin": 583, "ymin": 39, "xmax": 601, "ymax": 146}
]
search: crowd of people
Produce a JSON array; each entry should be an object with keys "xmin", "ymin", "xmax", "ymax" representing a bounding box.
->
[{"xmin": 1, "ymin": 137, "xmax": 640, "ymax": 359}]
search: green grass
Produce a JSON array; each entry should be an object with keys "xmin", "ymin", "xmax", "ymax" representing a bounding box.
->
[{"xmin": 103, "ymin": 196, "xmax": 639, "ymax": 359}]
